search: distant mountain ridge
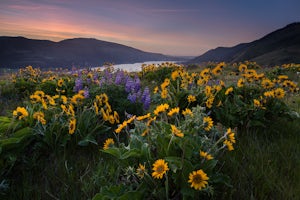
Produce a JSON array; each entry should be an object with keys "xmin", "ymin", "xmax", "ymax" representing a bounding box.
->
[
  {"xmin": 188, "ymin": 22, "xmax": 300, "ymax": 66},
  {"xmin": 0, "ymin": 37, "xmax": 182, "ymax": 68}
]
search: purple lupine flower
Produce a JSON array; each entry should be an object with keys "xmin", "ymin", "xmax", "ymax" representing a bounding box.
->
[
  {"xmin": 93, "ymin": 74, "xmax": 98, "ymax": 82},
  {"xmin": 136, "ymin": 90, "xmax": 142, "ymax": 99},
  {"xmin": 115, "ymin": 71, "xmax": 125, "ymax": 85},
  {"xmin": 134, "ymin": 76, "xmax": 141, "ymax": 92},
  {"xmin": 74, "ymin": 78, "xmax": 83, "ymax": 92},
  {"xmin": 127, "ymin": 93, "xmax": 137, "ymax": 103},
  {"xmin": 104, "ymin": 70, "xmax": 113, "ymax": 84},
  {"xmin": 141, "ymin": 87, "xmax": 151, "ymax": 110},
  {"xmin": 143, "ymin": 95, "xmax": 151, "ymax": 110},
  {"xmin": 207, "ymin": 80, "xmax": 213, "ymax": 86},
  {"xmin": 84, "ymin": 87, "xmax": 89, "ymax": 98},
  {"xmin": 87, "ymin": 78, "xmax": 91, "ymax": 85},
  {"xmin": 125, "ymin": 77, "xmax": 134, "ymax": 93},
  {"xmin": 99, "ymin": 78, "xmax": 106, "ymax": 87}
]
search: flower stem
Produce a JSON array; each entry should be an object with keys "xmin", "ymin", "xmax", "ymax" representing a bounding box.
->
[{"xmin": 165, "ymin": 173, "xmax": 169, "ymax": 200}]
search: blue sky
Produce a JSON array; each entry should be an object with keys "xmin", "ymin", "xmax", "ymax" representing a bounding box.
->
[{"xmin": 0, "ymin": 0, "xmax": 299, "ymax": 56}]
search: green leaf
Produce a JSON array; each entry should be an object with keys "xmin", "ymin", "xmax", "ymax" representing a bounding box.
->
[
  {"xmin": 0, "ymin": 127, "xmax": 33, "ymax": 152},
  {"xmin": 101, "ymin": 148, "xmax": 121, "ymax": 159},
  {"xmin": 12, "ymin": 127, "xmax": 32, "ymax": 138},
  {"xmin": 78, "ymin": 136, "xmax": 98, "ymax": 146},
  {"xmin": 210, "ymin": 173, "xmax": 232, "ymax": 187},
  {"xmin": 120, "ymin": 149, "xmax": 141, "ymax": 160},
  {"xmin": 201, "ymin": 160, "xmax": 218, "ymax": 172},
  {"xmin": 92, "ymin": 193, "xmax": 110, "ymax": 200},
  {"xmin": 165, "ymin": 156, "xmax": 183, "ymax": 173},
  {"xmin": 119, "ymin": 191, "xmax": 144, "ymax": 200},
  {"xmin": 141, "ymin": 143, "xmax": 151, "ymax": 160}
]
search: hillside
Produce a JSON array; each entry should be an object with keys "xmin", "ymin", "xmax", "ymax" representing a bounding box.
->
[
  {"xmin": 0, "ymin": 37, "xmax": 181, "ymax": 68},
  {"xmin": 189, "ymin": 22, "xmax": 300, "ymax": 66}
]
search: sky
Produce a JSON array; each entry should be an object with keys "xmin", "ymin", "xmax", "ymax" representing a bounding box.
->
[{"xmin": 0, "ymin": 0, "xmax": 300, "ymax": 56}]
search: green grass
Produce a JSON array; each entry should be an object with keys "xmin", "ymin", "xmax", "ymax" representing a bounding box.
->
[{"xmin": 218, "ymin": 117, "xmax": 300, "ymax": 199}]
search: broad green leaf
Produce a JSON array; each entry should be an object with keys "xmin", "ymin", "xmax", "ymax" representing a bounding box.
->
[
  {"xmin": 101, "ymin": 148, "xmax": 121, "ymax": 159},
  {"xmin": 120, "ymin": 149, "xmax": 140, "ymax": 160},
  {"xmin": 165, "ymin": 156, "xmax": 183, "ymax": 173},
  {"xmin": 141, "ymin": 143, "xmax": 151, "ymax": 159},
  {"xmin": 210, "ymin": 173, "xmax": 232, "ymax": 187},
  {"xmin": 92, "ymin": 193, "xmax": 110, "ymax": 200},
  {"xmin": 12, "ymin": 127, "xmax": 32, "ymax": 138},
  {"xmin": 78, "ymin": 136, "xmax": 98, "ymax": 146},
  {"xmin": 119, "ymin": 191, "xmax": 143, "ymax": 200}
]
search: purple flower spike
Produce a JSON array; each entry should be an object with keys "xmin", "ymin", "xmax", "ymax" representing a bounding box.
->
[
  {"xmin": 143, "ymin": 95, "xmax": 151, "ymax": 110},
  {"xmin": 142, "ymin": 87, "xmax": 151, "ymax": 110},
  {"xmin": 84, "ymin": 87, "xmax": 89, "ymax": 98},
  {"xmin": 134, "ymin": 76, "xmax": 141, "ymax": 91},
  {"xmin": 115, "ymin": 71, "xmax": 125, "ymax": 85},
  {"xmin": 128, "ymin": 93, "xmax": 137, "ymax": 103},
  {"xmin": 125, "ymin": 78, "xmax": 134, "ymax": 93},
  {"xmin": 74, "ymin": 78, "xmax": 83, "ymax": 93}
]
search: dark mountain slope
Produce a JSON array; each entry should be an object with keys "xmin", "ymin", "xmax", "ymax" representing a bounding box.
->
[
  {"xmin": 0, "ymin": 37, "xmax": 179, "ymax": 68},
  {"xmin": 189, "ymin": 22, "xmax": 300, "ymax": 66}
]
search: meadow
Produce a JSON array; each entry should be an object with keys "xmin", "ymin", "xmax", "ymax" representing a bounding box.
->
[{"xmin": 0, "ymin": 62, "xmax": 299, "ymax": 199}]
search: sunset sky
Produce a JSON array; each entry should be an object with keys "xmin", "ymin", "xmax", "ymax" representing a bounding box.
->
[{"xmin": 1, "ymin": 0, "xmax": 300, "ymax": 56}]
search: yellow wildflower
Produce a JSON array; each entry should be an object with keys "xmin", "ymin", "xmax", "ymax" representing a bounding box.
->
[
  {"xmin": 103, "ymin": 138, "xmax": 114, "ymax": 150},
  {"xmin": 238, "ymin": 64, "xmax": 247, "ymax": 72},
  {"xmin": 137, "ymin": 113, "xmax": 151, "ymax": 121},
  {"xmin": 264, "ymin": 90, "xmax": 275, "ymax": 98},
  {"xmin": 225, "ymin": 87, "xmax": 233, "ymax": 95},
  {"xmin": 188, "ymin": 169, "xmax": 209, "ymax": 190},
  {"xmin": 274, "ymin": 88, "xmax": 285, "ymax": 99},
  {"xmin": 170, "ymin": 124, "xmax": 184, "ymax": 138},
  {"xmin": 71, "ymin": 93, "xmax": 85, "ymax": 105},
  {"xmin": 187, "ymin": 95, "xmax": 196, "ymax": 103},
  {"xmin": 30, "ymin": 94, "xmax": 41, "ymax": 103},
  {"xmin": 33, "ymin": 111, "xmax": 46, "ymax": 125},
  {"xmin": 153, "ymin": 104, "xmax": 169, "ymax": 116},
  {"xmin": 13, "ymin": 107, "xmax": 29, "ymax": 120},
  {"xmin": 161, "ymin": 89, "xmax": 168, "ymax": 99},
  {"xmin": 223, "ymin": 140, "xmax": 234, "ymax": 151},
  {"xmin": 200, "ymin": 150, "xmax": 213, "ymax": 160},
  {"xmin": 57, "ymin": 78, "xmax": 64, "ymax": 87},
  {"xmin": 136, "ymin": 163, "xmax": 146, "ymax": 178},
  {"xmin": 69, "ymin": 117, "xmax": 76, "ymax": 135},
  {"xmin": 113, "ymin": 111, "xmax": 120, "ymax": 124},
  {"xmin": 171, "ymin": 70, "xmax": 179, "ymax": 80},
  {"xmin": 152, "ymin": 159, "xmax": 169, "ymax": 179},
  {"xmin": 261, "ymin": 78, "xmax": 274, "ymax": 89},
  {"xmin": 226, "ymin": 128, "xmax": 236, "ymax": 144},
  {"xmin": 182, "ymin": 108, "xmax": 193, "ymax": 116},
  {"xmin": 205, "ymin": 96, "xmax": 214, "ymax": 109},
  {"xmin": 153, "ymin": 86, "xmax": 159, "ymax": 94},
  {"xmin": 167, "ymin": 107, "xmax": 180, "ymax": 117},
  {"xmin": 203, "ymin": 116, "xmax": 213, "ymax": 131},
  {"xmin": 237, "ymin": 78, "xmax": 245, "ymax": 88}
]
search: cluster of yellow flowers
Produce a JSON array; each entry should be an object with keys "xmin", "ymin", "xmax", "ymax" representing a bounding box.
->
[
  {"xmin": 106, "ymin": 103, "xmax": 236, "ymax": 191},
  {"xmin": 14, "ymin": 86, "xmax": 118, "ymax": 135},
  {"xmin": 114, "ymin": 115, "xmax": 136, "ymax": 134},
  {"xmin": 12, "ymin": 107, "xmax": 28, "ymax": 120},
  {"xmin": 149, "ymin": 158, "xmax": 210, "ymax": 190},
  {"xmin": 14, "ymin": 65, "xmax": 41, "ymax": 83},
  {"xmin": 141, "ymin": 62, "xmax": 182, "ymax": 74},
  {"xmin": 94, "ymin": 93, "xmax": 119, "ymax": 125},
  {"xmin": 153, "ymin": 62, "xmax": 298, "ymax": 114},
  {"xmin": 223, "ymin": 128, "xmax": 236, "ymax": 151}
]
